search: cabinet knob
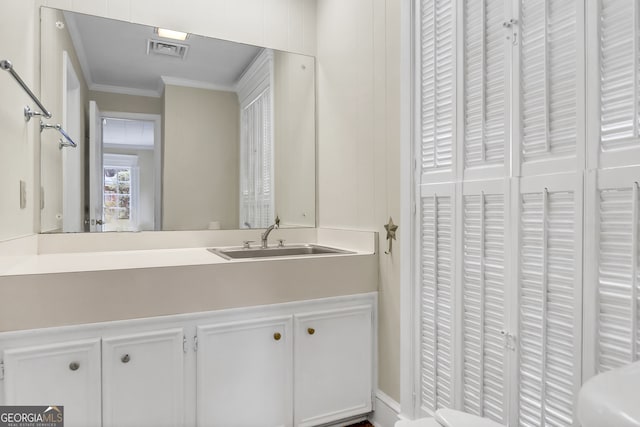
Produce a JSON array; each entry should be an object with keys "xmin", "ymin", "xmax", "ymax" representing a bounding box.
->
[
  {"xmin": 307, "ymin": 327, "xmax": 315, "ymax": 335},
  {"xmin": 121, "ymin": 354, "xmax": 131, "ymax": 363},
  {"xmin": 273, "ymin": 332, "xmax": 282, "ymax": 341},
  {"xmin": 69, "ymin": 361, "xmax": 80, "ymax": 371}
]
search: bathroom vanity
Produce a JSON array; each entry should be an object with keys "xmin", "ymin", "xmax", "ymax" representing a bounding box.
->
[{"xmin": 0, "ymin": 229, "xmax": 378, "ymax": 427}]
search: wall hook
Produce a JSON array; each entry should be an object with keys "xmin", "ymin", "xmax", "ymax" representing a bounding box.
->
[{"xmin": 384, "ymin": 217, "xmax": 398, "ymax": 255}]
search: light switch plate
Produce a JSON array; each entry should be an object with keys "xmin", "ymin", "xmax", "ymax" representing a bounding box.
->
[{"xmin": 19, "ymin": 180, "xmax": 26, "ymax": 209}]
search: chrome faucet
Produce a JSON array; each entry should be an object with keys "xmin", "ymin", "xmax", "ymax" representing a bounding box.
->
[{"xmin": 261, "ymin": 216, "xmax": 280, "ymax": 248}]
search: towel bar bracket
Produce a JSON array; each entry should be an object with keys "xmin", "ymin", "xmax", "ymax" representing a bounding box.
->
[{"xmin": 24, "ymin": 106, "xmax": 48, "ymax": 122}]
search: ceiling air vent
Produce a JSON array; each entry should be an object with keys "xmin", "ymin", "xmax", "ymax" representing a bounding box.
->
[{"xmin": 146, "ymin": 39, "xmax": 189, "ymax": 60}]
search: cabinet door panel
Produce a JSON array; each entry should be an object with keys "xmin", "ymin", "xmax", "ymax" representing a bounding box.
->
[
  {"xmin": 420, "ymin": 0, "xmax": 456, "ymax": 181},
  {"xmin": 461, "ymin": 179, "xmax": 509, "ymax": 424},
  {"xmin": 102, "ymin": 328, "xmax": 184, "ymax": 427},
  {"xmin": 196, "ymin": 316, "xmax": 293, "ymax": 427},
  {"xmin": 294, "ymin": 305, "xmax": 373, "ymax": 427},
  {"xmin": 592, "ymin": 0, "xmax": 640, "ymax": 169},
  {"xmin": 463, "ymin": 0, "xmax": 509, "ymax": 178},
  {"xmin": 3, "ymin": 338, "xmax": 101, "ymax": 427},
  {"xmin": 585, "ymin": 167, "xmax": 640, "ymax": 374},
  {"xmin": 518, "ymin": 0, "xmax": 584, "ymax": 175},
  {"xmin": 517, "ymin": 174, "xmax": 583, "ymax": 426},
  {"xmin": 419, "ymin": 183, "xmax": 456, "ymax": 415}
]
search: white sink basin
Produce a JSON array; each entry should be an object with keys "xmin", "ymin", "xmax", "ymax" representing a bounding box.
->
[{"xmin": 578, "ymin": 360, "xmax": 640, "ymax": 427}]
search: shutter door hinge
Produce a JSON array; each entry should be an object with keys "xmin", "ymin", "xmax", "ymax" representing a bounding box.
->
[
  {"xmin": 503, "ymin": 18, "xmax": 519, "ymax": 46},
  {"xmin": 183, "ymin": 335, "xmax": 188, "ymax": 353},
  {"xmin": 194, "ymin": 335, "xmax": 198, "ymax": 352},
  {"xmin": 500, "ymin": 330, "xmax": 517, "ymax": 351},
  {"xmin": 0, "ymin": 360, "xmax": 4, "ymax": 380}
]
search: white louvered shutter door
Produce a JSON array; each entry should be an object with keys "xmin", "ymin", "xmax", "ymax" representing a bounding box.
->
[
  {"xmin": 517, "ymin": 174, "xmax": 583, "ymax": 426},
  {"xmin": 421, "ymin": 0, "xmax": 455, "ymax": 180},
  {"xmin": 461, "ymin": 179, "xmax": 509, "ymax": 424},
  {"xmin": 596, "ymin": 0, "xmax": 640, "ymax": 168},
  {"xmin": 419, "ymin": 183, "xmax": 456, "ymax": 415},
  {"xmin": 463, "ymin": 0, "xmax": 508, "ymax": 179},
  {"xmin": 592, "ymin": 167, "xmax": 640, "ymax": 372},
  {"xmin": 518, "ymin": 0, "xmax": 583, "ymax": 176}
]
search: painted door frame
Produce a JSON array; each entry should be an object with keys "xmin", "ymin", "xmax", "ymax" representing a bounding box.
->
[{"xmin": 400, "ymin": 0, "xmax": 419, "ymax": 419}]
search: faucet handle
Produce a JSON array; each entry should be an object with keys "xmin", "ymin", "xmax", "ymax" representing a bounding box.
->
[
  {"xmin": 242, "ymin": 240, "xmax": 255, "ymax": 249},
  {"xmin": 277, "ymin": 239, "xmax": 285, "ymax": 248}
]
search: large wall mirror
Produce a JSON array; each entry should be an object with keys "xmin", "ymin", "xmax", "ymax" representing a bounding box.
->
[{"xmin": 39, "ymin": 7, "xmax": 316, "ymax": 233}]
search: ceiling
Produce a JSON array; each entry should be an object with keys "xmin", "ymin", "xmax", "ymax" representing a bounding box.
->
[{"xmin": 64, "ymin": 11, "xmax": 263, "ymax": 97}]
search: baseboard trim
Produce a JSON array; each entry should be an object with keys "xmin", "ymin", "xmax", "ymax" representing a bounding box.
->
[{"xmin": 368, "ymin": 390, "xmax": 403, "ymax": 427}]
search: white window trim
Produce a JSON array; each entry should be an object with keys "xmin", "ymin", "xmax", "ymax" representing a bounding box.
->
[{"xmin": 103, "ymin": 153, "xmax": 140, "ymax": 232}]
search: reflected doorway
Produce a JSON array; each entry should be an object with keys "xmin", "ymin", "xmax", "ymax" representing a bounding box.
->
[{"xmin": 98, "ymin": 113, "xmax": 162, "ymax": 231}]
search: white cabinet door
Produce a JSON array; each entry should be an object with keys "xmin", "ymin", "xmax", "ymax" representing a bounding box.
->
[
  {"xmin": 419, "ymin": 0, "xmax": 456, "ymax": 182},
  {"xmin": 196, "ymin": 316, "xmax": 293, "ymax": 427},
  {"xmin": 102, "ymin": 328, "xmax": 184, "ymax": 427},
  {"xmin": 517, "ymin": 173, "xmax": 583, "ymax": 426},
  {"xmin": 584, "ymin": 167, "xmax": 640, "ymax": 376},
  {"xmin": 588, "ymin": 0, "xmax": 640, "ymax": 169},
  {"xmin": 418, "ymin": 183, "xmax": 456, "ymax": 415},
  {"xmin": 3, "ymin": 338, "xmax": 101, "ymax": 427},
  {"xmin": 460, "ymin": 179, "xmax": 510, "ymax": 424},
  {"xmin": 517, "ymin": 0, "xmax": 585, "ymax": 176},
  {"xmin": 294, "ymin": 305, "xmax": 373, "ymax": 427}
]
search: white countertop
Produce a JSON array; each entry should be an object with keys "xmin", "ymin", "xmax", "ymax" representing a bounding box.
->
[
  {"xmin": 0, "ymin": 228, "xmax": 376, "ymax": 276},
  {"xmin": 0, "ymin": 245, "xmax": 372, "ymax": 276}
]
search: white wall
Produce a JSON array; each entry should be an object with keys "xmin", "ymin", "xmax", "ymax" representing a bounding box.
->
[
  {"xmin": 162, "ymin": 84, "xmax": 239, "ymax": 230},
  {"xmin": 89, "ymin": 91, "xmax": 162, "ymax": 116},
  {"xmin": 0, "ymin": 1, "xmax": 39, "ymax": 241},
  {"xmin": 317, "ymin": 0, "xmax": 401, "ymax": 401}
]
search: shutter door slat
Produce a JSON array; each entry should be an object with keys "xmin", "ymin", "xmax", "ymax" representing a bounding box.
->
[
  {"xmin": 421, "ymin": 0, "xmax": 454, "ymax": 173},
  {"xmin": 464, "ymin": 0, "xmax": 506, "ymax": 169},
  {"xmin": 519, "ymin": 188, "xmax": 579, "ymax": 426},
  {"xmin": 520, "ymin": 0, "xmax": 577, "ymax": 162},
  {"xmin": 421, "ymin": 193, "xmax": 454, "ymax": 413},
  {"xmin": 462, "ymin": 191, "xmax": 506, "ymax": 424},
  {"xmin": 600, "ymin": 0, "xmax": 639, "ymax": 151}
]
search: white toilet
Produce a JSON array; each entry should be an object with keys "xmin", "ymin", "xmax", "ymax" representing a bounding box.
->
[
  {"xmin": 577, "ymin": 360, "xmax": 640, "ymax": 427},
  {"xmin": 395, "ymin": 409, "xmax": 504, "ymax": 427}
]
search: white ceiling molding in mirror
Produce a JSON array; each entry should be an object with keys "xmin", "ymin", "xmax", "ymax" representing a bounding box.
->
[{"xmin": 39, "ymin": 7, "xmax": 316, "ymax": 234}]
